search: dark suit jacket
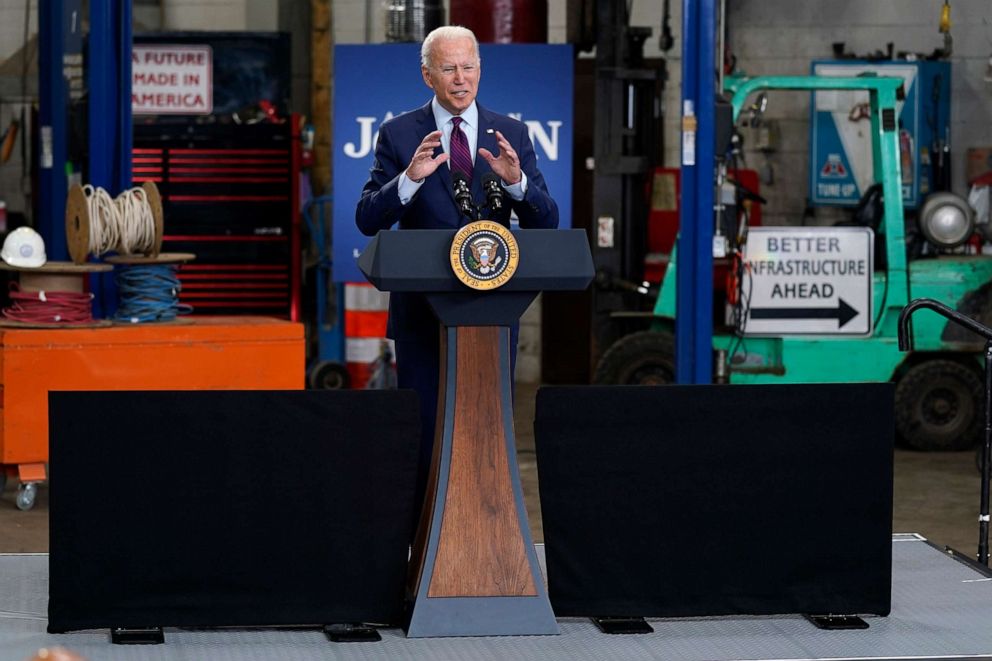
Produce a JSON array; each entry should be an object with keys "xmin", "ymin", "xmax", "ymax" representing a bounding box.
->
[{"xmin": 355, "ymin": 100, "xmax": 559, "ymax": 341}]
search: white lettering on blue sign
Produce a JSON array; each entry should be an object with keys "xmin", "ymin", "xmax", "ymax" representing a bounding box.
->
[
  {"xmin": 343, "ymin": 113, "xmax": 394, "ymax": 158},
  {"xmin": 343, "ymin": 113, "xmax": 562, "ymax": 162},
  {"xmin": 526, "ymin": 120, "xmax": 561, "ymax": 161},
  {"xmin": 818, "ymin": 183, "xmax": 840, "ymax": 197}
]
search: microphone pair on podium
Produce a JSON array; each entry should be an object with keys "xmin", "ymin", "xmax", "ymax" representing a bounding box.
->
[{"xmin": 452, "ymin": 171, "xmax": 504, "ymax": 221}]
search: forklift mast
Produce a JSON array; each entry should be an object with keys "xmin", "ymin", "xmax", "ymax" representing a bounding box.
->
[
  {"xmin": 588, "ymin": 1, "xmax": 665, "ymax": 372},
  {"xmin": 726, "ymin": 76, "xmax": 908, "ymax": 294}
]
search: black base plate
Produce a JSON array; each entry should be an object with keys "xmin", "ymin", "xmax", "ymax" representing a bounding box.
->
[
  {"xmin": 323, "ymin": 623, "xmax": 382, "ymax": 642},
  {"xmin": 591, "ymin": 616, "xmax": 654, "ymax": 634},
  {"xmin": 111, "ymin": 626, "xmax": 165, "ymax": 645},
  {"xmin": 804, "ymin": 614, "xmax": 869, "ymax": 630}
]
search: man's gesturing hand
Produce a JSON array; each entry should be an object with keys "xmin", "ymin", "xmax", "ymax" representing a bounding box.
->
[
  {"xmin": 478, "ymin": 130, "xmax": 521, "ymax": 185},
  {"xmin": 405, "ymin": 130, "xmax": 449, "ymax": 182}
]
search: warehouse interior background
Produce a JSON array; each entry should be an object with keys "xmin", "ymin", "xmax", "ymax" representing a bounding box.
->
[
  {"xmin": 5, "ymin": 0, "xmax": 992, "ymax": 380},
  {"xmin": 3, "ymin": 0, "xmax": 986, "ymax": 213},
  {"xmin": 0, "ymin": 0, "xmax": 989, "ymax": 569}
]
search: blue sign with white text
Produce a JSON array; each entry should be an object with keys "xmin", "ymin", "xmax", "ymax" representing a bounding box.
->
[
  {"xmin": 332, "ymin": 44, "xmax": 573, "ymax": 282},
  {"xmin": 809, "ymin": 60, "xmax": 950, "ymax": 210}
]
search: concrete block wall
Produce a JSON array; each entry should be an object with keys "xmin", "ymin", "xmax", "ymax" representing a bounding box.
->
[
  {"xmin": 728, "ymin": 0, "xmax": 992, "ymax": 225},
  {"xmin": 333, "ymin": 0, "xmax": 375, "ymax": 44},
  {"xmin": 0, "ymin": 97, "xmax": 28, "ymax": 221},
  {"xmin": 161, "ymin": 0, "xmax": 247, "ymax": 30},
  {"xmin": 0, "ymin": 2, "xmax": 35, "ymax": 64},
  {"xmin": 0, "ymin": 1, "xmax": 36, "ymax": 219}
]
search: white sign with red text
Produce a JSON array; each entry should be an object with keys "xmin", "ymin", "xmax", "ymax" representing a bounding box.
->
[{"xmin": 132, "ymin": 45, "xmax": 213, "ymax": 115}]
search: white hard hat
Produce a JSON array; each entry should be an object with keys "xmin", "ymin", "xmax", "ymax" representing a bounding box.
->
[{"xmin": 1, "ymin": 227, "xmax": 47, "ymax": 267}]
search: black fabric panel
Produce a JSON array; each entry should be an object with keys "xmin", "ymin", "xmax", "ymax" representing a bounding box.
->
[
  {"xmin": 48, "ymin": 390, "xmax": 419, "ymax": 633},
  {"xmin": 535, "ymin": 384, "xmax": 893, "ymax": 618}
]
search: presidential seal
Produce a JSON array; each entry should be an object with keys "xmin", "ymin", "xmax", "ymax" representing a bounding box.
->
[{"xmin": 449, "ymin": 220, "xmax": 519, "ymax": 291}]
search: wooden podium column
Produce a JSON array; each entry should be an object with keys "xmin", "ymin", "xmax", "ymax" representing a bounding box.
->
[
  {"xmin": 358, "ymin": 226, "xmax": 594, "ymax": 637},
  {"xmin": 406, "ymin": 325, "xmax": 558, "ymax": 637}
]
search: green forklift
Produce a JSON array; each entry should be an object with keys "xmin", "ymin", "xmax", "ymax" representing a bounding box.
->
[{"xmin": 593, "ymin": 75, "xmax": 988, "ymax": 452}]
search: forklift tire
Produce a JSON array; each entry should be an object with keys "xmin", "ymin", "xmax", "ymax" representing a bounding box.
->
[
  {"xmin": 894, "ymin": 359, "xmax": 983, "ymax": 451},
  {"xmin": 593, "ymin": 331, "xmax": 676, "ymax": 386},
  {"xmin": 308, "ymin": 361, "xmax": 351, "ymax": 390}
]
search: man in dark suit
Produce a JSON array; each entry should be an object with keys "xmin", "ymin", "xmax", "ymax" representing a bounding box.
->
[{"xmin": 356, "ymin": 25, "xmax": 558, "ymax": 514}]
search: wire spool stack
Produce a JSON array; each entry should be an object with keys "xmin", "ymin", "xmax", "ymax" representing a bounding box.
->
[
  {"xmin": 0, "ymin": 261, "xmax": 113, "ymax": 328},
  {"xmin": 105, "ymin": 253, "xmax": 196, "ymax": 324},
  {"xmin": 66, "ymin": 180, "xmax": 196, "ymax": 324}
]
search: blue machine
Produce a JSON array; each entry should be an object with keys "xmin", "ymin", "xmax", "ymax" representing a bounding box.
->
[
  {"xmin": 809, "ymin": 60, "xmax": 951, "ymax": 209},
  {"xmin": 302, "ymin": 195, "xmax": 349, "ymax": 389}
]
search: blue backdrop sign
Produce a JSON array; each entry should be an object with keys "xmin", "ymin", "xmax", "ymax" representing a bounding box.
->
[{"xmin": 332, "ymin": 44, "xmax": 573, "ymax": 282}]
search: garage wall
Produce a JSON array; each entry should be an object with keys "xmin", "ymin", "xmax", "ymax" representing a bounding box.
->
[
  {"xmin": 161, "ymin": 0, "xmax": 246, "ymax": 29},
  {"xmin": 0, "ymin": 2, "xmax": 34, "ymax": 64},
  {"xmin": 727, "ymin": 0, "xmax": 992, "ymax": 225},
  {"xmin": 0, "ymin": 1, "xmax": 35, "ymax": 220}
]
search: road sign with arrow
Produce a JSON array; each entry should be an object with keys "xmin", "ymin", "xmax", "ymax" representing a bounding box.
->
[{"xmin": 742, "ymin": 227, "xmax": 873, "ymax": 336}]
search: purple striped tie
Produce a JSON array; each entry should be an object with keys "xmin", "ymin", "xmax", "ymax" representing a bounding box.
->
[{"xmin": 449, "ymin": 116, "xmax": 473, "ymax": 181}]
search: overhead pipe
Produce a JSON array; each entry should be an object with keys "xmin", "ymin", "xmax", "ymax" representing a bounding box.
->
[{"xmin": 384, "ymin": 0, "xmax": 443, "ymax": 43}]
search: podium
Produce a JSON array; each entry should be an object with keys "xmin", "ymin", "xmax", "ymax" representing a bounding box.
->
[{"xmin": 359, "ymin": 227, "xmax": 593, "ymax": 637}]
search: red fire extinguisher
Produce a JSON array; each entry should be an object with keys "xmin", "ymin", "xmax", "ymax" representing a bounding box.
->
[{"xmin": 899, "ymin": 126, "xmax": 914, "ymax": 185}]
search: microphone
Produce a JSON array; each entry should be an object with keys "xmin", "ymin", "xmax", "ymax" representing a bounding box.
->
[
  {"xmin": 452, "ymin": 171, "xmax": 475, "ymax": 219},
  {"xmin": 482, "ymin": 173, "xmax": 504, "ymax": 212}
]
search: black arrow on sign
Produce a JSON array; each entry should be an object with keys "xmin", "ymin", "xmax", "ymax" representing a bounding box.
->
[{"xmin": 750, "ymin": 298, "xmax": 859, "ymax": 329}]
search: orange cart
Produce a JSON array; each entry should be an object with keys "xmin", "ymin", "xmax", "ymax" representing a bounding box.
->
[{"xmin": 0, "ymin": 317, "xmax": 304, "ymax": 509}]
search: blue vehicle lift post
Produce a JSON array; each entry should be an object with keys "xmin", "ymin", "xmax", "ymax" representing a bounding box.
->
[
  {"xmin": 87, "ymin": 0, "xmax": 133, "ymax": 317},
  {"xmin": 676, "ymin": 0, "xmax": 717, "ymax": 384},
  {"xmin": 39, "ymin": 1, "xmax": 131, "ymax": 312},
  {"xmin": 88, "ymin": 0, "xmax": 132, "ymax": 194},
  {"xmin": 38, "ymin": 0, "xmax": 71, "ymax": 261}
]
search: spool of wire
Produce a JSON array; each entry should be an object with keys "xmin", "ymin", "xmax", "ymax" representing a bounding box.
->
[
  {"xmin": 65, "ymin": 181, "xmax": 164, "ymax": 265},
  {"xmin": 0, "ymin": 261, "xmax": 113, "ymax": 328},
  {"xmin": 2, "ymin": 282, "xmax": 95, "ymax": 325},
  {"xmin": 113, "ymin": 263, "xmax": 193, "ymax": 324}
]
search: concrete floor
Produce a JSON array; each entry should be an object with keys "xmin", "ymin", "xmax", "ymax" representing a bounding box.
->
[{"xmin": 0, "ymin": 383, "xmax": 987, "ymax": 559}]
